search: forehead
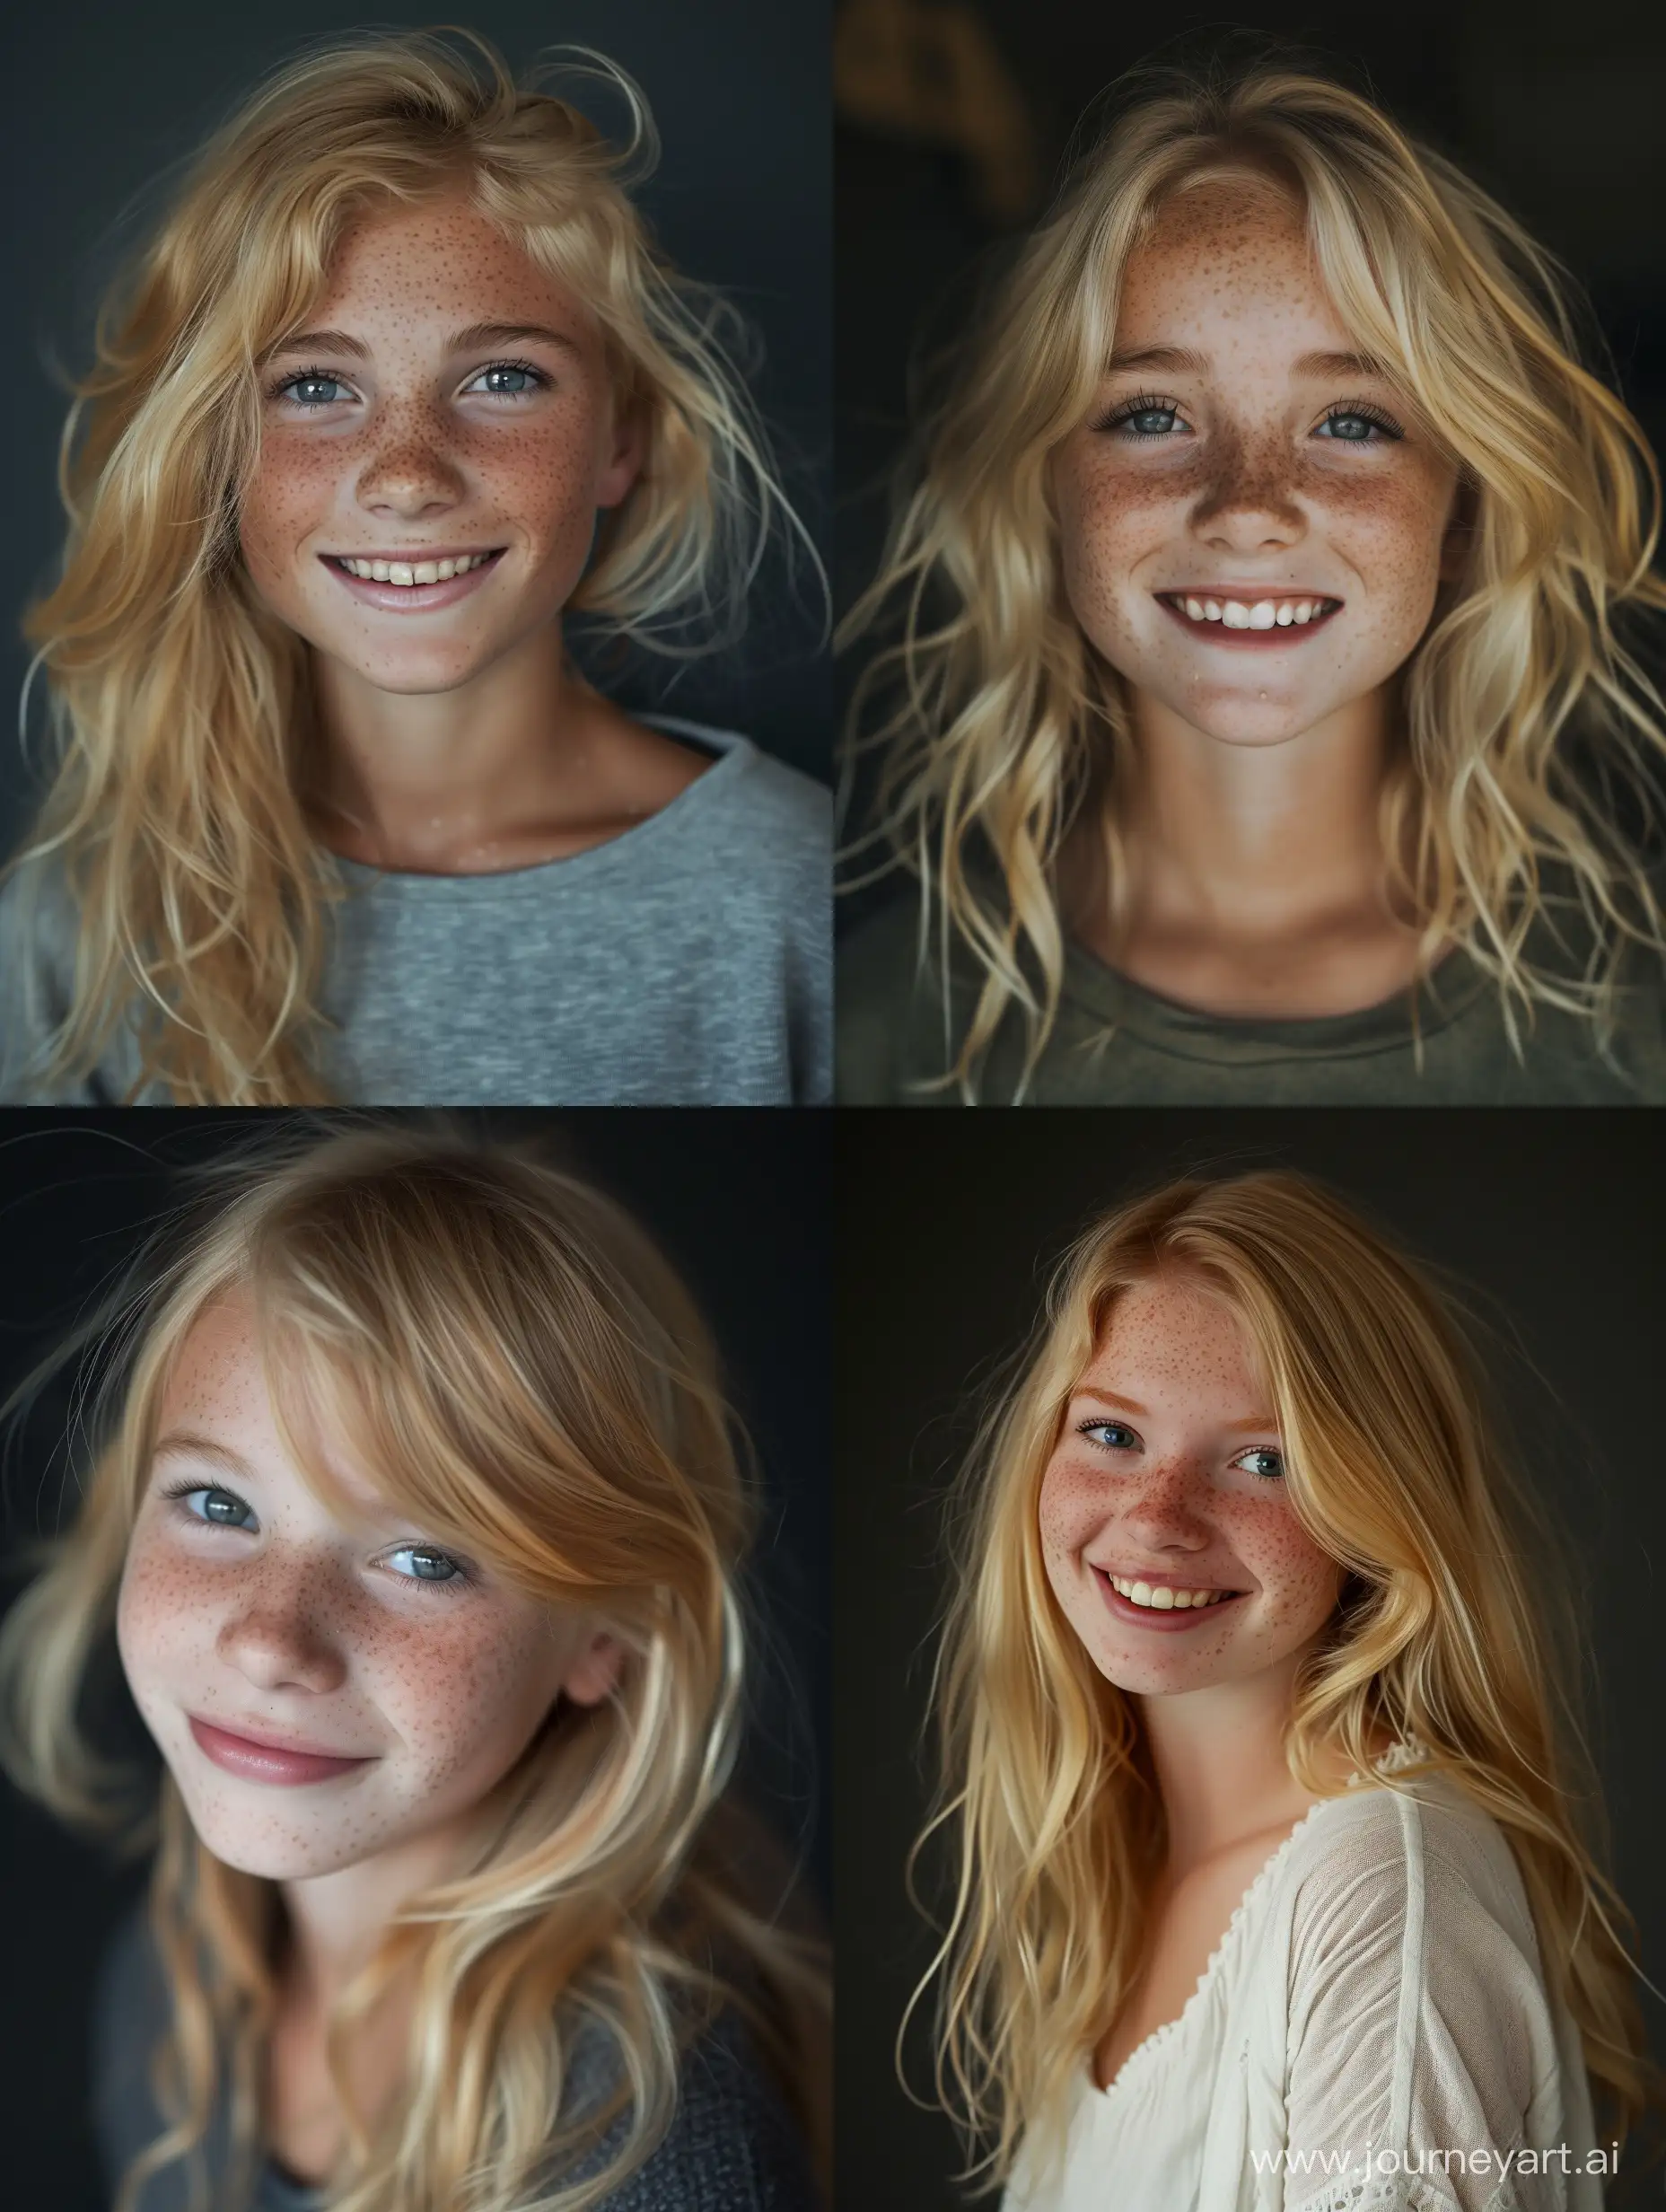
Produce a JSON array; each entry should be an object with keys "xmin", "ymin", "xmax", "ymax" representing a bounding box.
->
[
  {"xmin": 311, "ymin": 191, "xmax": 586, "ymax": 337},
  {"xmin": 156, "ymin": 1290, "xmax": 389, "ymax": 1522},
  {"xmin": 1083, "ymin": 1273, "xmax": 1264, "ymax": 1399},
  {"xmin": 1114, "ymin": 178, "xmax": 1349, "ymax": 355}
]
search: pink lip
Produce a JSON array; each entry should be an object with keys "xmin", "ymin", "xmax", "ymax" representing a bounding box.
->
[
  {"xmin": 320, "ymin": 547, "xmax": 504, "ymax": 612},
  {"xmin": 188, "ymin": 1715, "xmax": 373, "ymax": 1786},
  {"xmin": 1155, "ymin": 593, "xmax": 1341, "ymax": 647},
  {"xmin": 1092, "ymin": 1567, "xmax": 1250, "ymax": 1632}
]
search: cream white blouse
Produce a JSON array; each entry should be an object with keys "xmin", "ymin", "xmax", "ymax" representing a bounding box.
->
[{"xmin": 1004, "ymin": 1743, "xmax": 1606, "ymax": 2212}]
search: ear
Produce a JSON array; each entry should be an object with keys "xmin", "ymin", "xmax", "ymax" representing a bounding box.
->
[
  {"xmin": 594, "ymin": 395, "xmax": 644, "ymax": 513},
  {"xmin": 560, "ymin": 1627, "xmax": 627, "ymax": 1708}
]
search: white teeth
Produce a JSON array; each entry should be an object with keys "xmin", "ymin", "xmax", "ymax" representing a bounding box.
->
[
  {"xmin": 1171, "ymin": 593, "xmax": 1332, "ymax": 628},
  {"xmin": 1111, "ymin": 1576, "xmax": 1231, "ymax": 1611},
  {"xmin": 338, "ymin": 552, "xmax": 493, "ymax": 584}
]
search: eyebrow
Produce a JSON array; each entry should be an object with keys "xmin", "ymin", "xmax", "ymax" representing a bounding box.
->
[
  {"xmin": 152, "ymin": 1432, "xmax": 259, "ymax": 1480},
  {"xmin": 1102, "ymin": 343, "xmax": 1388, "ymax": 381},
  {"xmin": 1072, "ymin": 1387, "xmax": 1276, "ymax": 1434},
  {"xmin": 259, "ymin": 320, "xmax": 584, "ymax": 367}
]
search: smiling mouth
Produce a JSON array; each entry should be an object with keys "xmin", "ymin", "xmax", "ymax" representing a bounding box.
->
[
  {"xmin": 324, "ymin": 548, "xmax": 504, "ymax": 587},
  {"xmin": 1158, "ymin": 591, "xmax": 1341, "ymax": 635}
]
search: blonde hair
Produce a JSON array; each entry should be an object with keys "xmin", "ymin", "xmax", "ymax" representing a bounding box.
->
[
  {"xmin": 914, "ymin": 1167, "xmax": 1663, "ymax": 2190},
  {"xmin": 0, "ymin": 1119, "xmax": 828, "ymax": 2212},
  {"xmin": 13, "ymin": 28, "xmax": 814, "ymax": 1103},
  {"xmin": 842, "ymin": 64, "xmax": 1666, "ymax": 1099}
]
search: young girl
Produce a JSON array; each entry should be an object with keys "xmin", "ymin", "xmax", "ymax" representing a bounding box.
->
[
  {"xmin": 0, "ymin": 1121, "xmax": 828, "ymax": 2211},
  {"xmin": 837, "ymin": 65, "xmax": 1666, "ymax": 1103},
  {"xmin": 2, "ymin": 29, "xmax": 830, "ymax": 1106},
  {"xmin": 912, "ymin": 1170, "xmax": 1662, "ymax": 2207}
]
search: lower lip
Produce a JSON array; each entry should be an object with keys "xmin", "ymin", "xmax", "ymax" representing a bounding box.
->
[
  {"xmin": 1093, "ymin": 1570, "xmax": 1250, "ymax": 1631},
  {"xmin": 321, "ymin": 549, "xmax": 504, "ymax": 612},
  {"xmin": 1158, "ymin": 596, "xmax": 1339, "ymax": 648},
  {"xmin": 189, "ymin": 1716, "xmax": 373, "ymax": 1786}
]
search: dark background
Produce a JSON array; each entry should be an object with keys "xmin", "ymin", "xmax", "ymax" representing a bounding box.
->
[
  {"xmin": 834, "ymin": 1109, "xmax": 1666, "ymax": 2208},
  {"xmin": 1, "ymin": 0, "xmax": 832, "ymax": 860},
  {"xmin": 0, "ymin": 1106, "xmax": 830, "ymax": 2212},
  {"xmin": 834, "ymin": 0, "xmax": 1666, "ymax": 912}
]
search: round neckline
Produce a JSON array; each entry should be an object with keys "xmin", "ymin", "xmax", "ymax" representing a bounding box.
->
[
  {"xmin": 1057, "ymin": 934, "xmax": 1486, "ymax": 1065},
  {"xmin": 323, "ymin": 715, "xmax": 748, "ymax": 892},
  {"xmin": 1086, "ymin": 1737, "xmax": 1434, "ymax": 2104}
]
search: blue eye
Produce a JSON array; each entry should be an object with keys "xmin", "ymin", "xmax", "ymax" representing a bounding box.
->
[
  {"xmin": 166, "ymin": 1482, "xmax": 257, "ymax": 1529},
  {"xmin": 1314, "ymin": 408, "xmax": 1400, "ymax": 443},
  {"xmin": 1078, "ymin": 1419, "xmax": 1139, "ymax": 1452},
  {"xmin": 1232, "ymin": 1447, "xmax": 1286, "ymax": 1480},
  {"xmin": 1098, "ymin": 394, "xmax": 1182, "ymax": 439},
  {"xmin": 385, "ymin": 1546, "xmax": 468, "ymax": 1587}
]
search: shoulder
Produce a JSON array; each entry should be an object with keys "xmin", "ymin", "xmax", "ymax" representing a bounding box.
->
[
  {"xmin": 91, "ymin": 1901, "xmax": 171, "ymax": 2188},
  {"xmin": 1280, "ymin": 1769, "xmax": 1545, "ymax": 2011},
  {"xmin": 652, "ymin": 719, "xmax": 830, "ymax": 843},
  {"xmin": 836, "ymin": 889, "xmax": 957, "ymax": 1103},
  {"xmin": 565, "ymin": 2006, "xmax": 820, "ymax": 2212}
]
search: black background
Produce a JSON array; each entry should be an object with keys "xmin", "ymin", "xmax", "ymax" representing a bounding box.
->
[
  {"xmin": 1, "ymin": 0, "xmax": 832, "ymax": 859},
  {"xmin": 834, "ymin": 1108, "xmax": 1666, "ymax": 2208},
  {"xmin": 0, "ymin": 1106, "xmax": 830, "ymax": 2212}
]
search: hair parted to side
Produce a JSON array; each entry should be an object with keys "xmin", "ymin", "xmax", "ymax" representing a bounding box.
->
[
  {"xmin": 0, "ymin": 1119, "xmax": 829, "ymax": 2212},
  {"xmin": 840, "ymin": 62, "xmax": 1666, "ymax": 1100},
  {"xmin": 13, "ymin": 27, "xmax": 818, "ymax": 1105},
  {"xmin": 910, "ymin": 1168, "xmax": 1664, "ymax": 2193}
]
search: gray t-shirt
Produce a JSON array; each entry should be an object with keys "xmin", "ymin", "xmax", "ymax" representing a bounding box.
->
[
  {"xmin": 93, "ymin": 1905, "xmax": 819, "ymax": 2212},
  {"xmin": 1, "ymin": 721, "xmax": 830, "ymax": 1106}
]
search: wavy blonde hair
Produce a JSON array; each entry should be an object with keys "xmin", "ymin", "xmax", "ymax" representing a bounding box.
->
[
  {"xmin": 913, "ymin": 1168, "xmax": 1663, "ymax": 2190},
  {"xmin": 0, "ymin": 1119, "xmax": 828, "ymax": 2212},
  {"xmin": 13, "ymin": 27, "xmax": 813, "ymax": 1104},
  {"xmin": 842, "ymin": 64, "xmax": 1666, "ymax": 1099}
]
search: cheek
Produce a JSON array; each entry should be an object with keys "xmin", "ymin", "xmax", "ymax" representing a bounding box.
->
[
  {"xmin": 1226, "ymin": 1496, "xmax": 1341, "ymax": 1626},
  {"xmin": 1037, "ymin": 1459, "xmax": 1107, "ymax": 1558},
  {"xmin": 371, "ymin": 1612, "xmax": 561, "ymax": 1786},
  {"xmin": 116, "ymin": 1538, "xmax": 215, "ymax": 1694}
]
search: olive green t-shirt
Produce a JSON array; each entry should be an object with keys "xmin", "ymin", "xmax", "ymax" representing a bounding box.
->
[{"xmin": 837, "ymin": 893, "xmax": 1666, "ymax": 1104}]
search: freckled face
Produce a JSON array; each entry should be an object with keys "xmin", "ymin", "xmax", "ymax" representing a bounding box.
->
[
  {"xmin": 1037, "ymin": 1274, "xmax": 1345, "ymax": 1696},
  {"xmin": 238, "ymin": 192, "xmax": 639, "ymax": 698},
  {"xmin": 116, "ymin": 1294, "xmax": 613, "ymax": 1882},
  {"xmin": 1048, "ymin": 183, "xmax": 1460, "ymax": 748}
]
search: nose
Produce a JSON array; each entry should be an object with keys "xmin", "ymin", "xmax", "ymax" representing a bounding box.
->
[
  {"xmin": 1189, "ymin": 427, "xmax": 1305, "ymax": 554},
  {"xmin": 215, "ymin": 1566, "xmax": 347, "ymax": 1696},
  {"xmin": 1116, "ymin": 1451, "xmax": 1216, "ymax": 1557},
  {"xmin": 355, "ymin": 424, "xmax": 465, "ymax": 523}
]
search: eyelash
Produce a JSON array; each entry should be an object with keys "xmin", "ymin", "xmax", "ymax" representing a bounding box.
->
[
  {"xmin": 1074, "ymin": 1420, "xmax": 1285, "ymax": 1480},
  {"xmin": 1092, "ymin": 393, "xmax": 1405, "ymax": 443},
  {"xmin": 265, "ymin": 356, "xmax": 552, "ymax": 409},
  {"xmin": 157, "ymin": 1478, "xmax": 474, "ymax": 1592}
]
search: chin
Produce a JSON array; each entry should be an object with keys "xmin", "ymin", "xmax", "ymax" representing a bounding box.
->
[{"xmin": 186, "ymin": 1807, "xmax": 378, "ymax": 1883}]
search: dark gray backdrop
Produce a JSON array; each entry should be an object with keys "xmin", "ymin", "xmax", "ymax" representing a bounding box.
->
[
  {"xmin": 0, "ymin": 1106, "xmax": 830, "ymax": 2212},
  {"xmin": 2, "ymin": 1, "xmax": 831, "ymax": 860},
  {"xmin": 835, "ymin": 1109, "xmax": 1666, "ymax": 2209}
]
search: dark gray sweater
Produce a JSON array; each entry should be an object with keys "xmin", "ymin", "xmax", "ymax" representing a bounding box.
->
[{"xmin": 93, "ymin": 1909, "xmax": 820, "ymax": 2211}]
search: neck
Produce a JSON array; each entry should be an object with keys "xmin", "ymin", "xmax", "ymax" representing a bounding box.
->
[
  {"xmin": 309, "ymin": 620, "xmax": 612, "ymax": 873},
  {"xmin": 278, "ymin": 1817, "xmax": 472, "ymax": 2011},
  {"xmin": 1136, "ymin": 1651, "xmax": 1315, "ymax": 1880},
  {"xmin": 1117, "ymin": 686, "xmax": 1396, "ymax": 941}
]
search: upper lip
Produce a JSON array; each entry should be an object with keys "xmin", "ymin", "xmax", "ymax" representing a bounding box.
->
[
  {"xmin": 1094, "ymin": 1564, "xmax": 1247, "ymax": 1593},
  {"xmin": 323, "ymin": 546, "xmax": 504, "ymax": 562},
  {"xmin": 191, "ymin": 1713, "xmax": 370, "ymax": 1760},
  {"xmin": 1158, "ymin": 584, "xmax": 1338, "ymax": 600}
]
